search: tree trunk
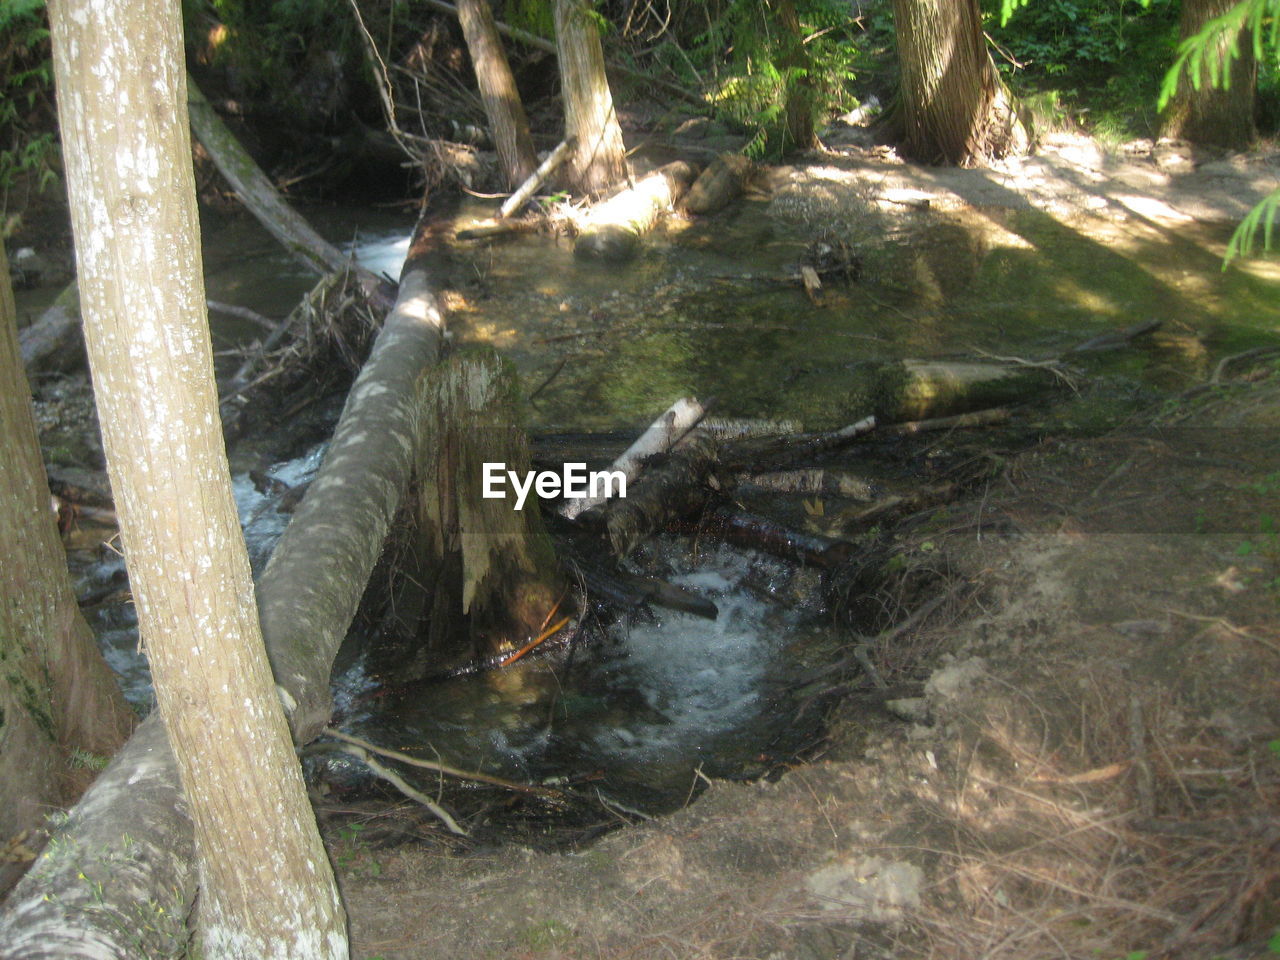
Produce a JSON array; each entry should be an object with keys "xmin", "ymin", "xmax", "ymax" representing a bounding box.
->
[
  {"xmin": 554, "ymin": 0, "xmax": 629, "ymax": 194},
  {"xmin": 0, "ymin": 220, "xmax": 449, "ymax": 955},
  {"xmin": 259, "ymin": 246, "xmax": 446, "ymax": 744},
  {"xmin": 771, "ymin": 0, "xmax": 818, "ymax": 153},
  {"xmin": 373, "ymin": 352, "xmax": 564, "ymax": 677},
  {"xmin": 45, "ymin": 1, "xmax": 347, "ymax": 956},
  {"xmin": 457, "ymin": 0, "xmax": 538, "ymax": 189},
  {"xmin": 891, "ymin": 0, "xmax": 1025, "ymax": 164},
  {"xmin": 1162, "ymin": 0, "xmax": 1256, "ymax": 149},
  {"xmin": 0, "ymin": 244, "xmax": 134, "ymax": 899}
]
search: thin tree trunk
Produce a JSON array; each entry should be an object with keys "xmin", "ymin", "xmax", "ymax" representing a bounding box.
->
[
  {"xmin": 1163, "ymin": 0, "xmax": 1256, "ymax": 149},
  {"xmin": 46, "ymin": 0, "xmax": 347, "ymax": 955},
  {"xmin": 554, "ymin": 0, "xmax": 629, "ymax": 194},
  {"xmin": 0, "ymin": 216, "xmax": 448, "ymax": 956},
  {"xmin": 457, "ymin": 0, "xmax": 538, "ymax": 188},
  {"xmin": 891, "ymin": 0, "xmax": 1025, "ymax": 164},
  {"xmin": 0, "ymin": 245, "xmax": 134, "ymax": 899}
]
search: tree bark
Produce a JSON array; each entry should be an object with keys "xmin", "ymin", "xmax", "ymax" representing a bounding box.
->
[
  {"xmin": 457, "ymin": 0, "xmax": 538, "ymax": 189},
  {"xmin": 373, "ymin": 352, "xmax": 563, "ymax": 676},
  {"xmin": 45, "ymin": 1, "xmax": 347, "ymax": 956},
  {"xmin": 0, "ymin": 223, "xmax": 449, "ymax": 955},
  {"xmin": 1162, "ymin": 0, "xmax": 1256, "ymax": 149},
  {"xmin": 771, "ymin": 0, "xmax": 818, "ymax": 153},
  {"xmin": 891, "ymin": 0, "xmax": 1025, "ymax": 164},
  {"xmin": 0, "ymin": 245, "xmax": 134, "ymax": 900},
  {"xmin": 258, "ymin": 247, "xmax": 445, "ymax": 743},
  {"xmin": 554, "ymin": 0, "xmax": 629, "ymax": 194}
]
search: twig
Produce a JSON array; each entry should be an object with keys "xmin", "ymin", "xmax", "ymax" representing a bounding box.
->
[
  {"xmin": 1170, "ymin": 609, "xmax": 1280, "ymax": 655},
  {"xmin": 320, "ymin": 727, "xmax": 564, "ymax": 799},
  {"xmin": 330, "ymin": 742, "xmax": 467, "ymax": 836},
  {"xmin": 206, "ymin": 300, "xmax": 277, "ymax": 332},
  {"xmin": 500, "ymin": 615, "xmax": 572, "ymax": 667}
]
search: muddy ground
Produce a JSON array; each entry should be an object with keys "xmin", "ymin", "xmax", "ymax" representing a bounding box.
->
[
  {"xmin": 329, "ymin": 135, "xmax": 1280, "ymax": 960},
  {"xmin": 10, "ymin": 127, "xmax": 1280, "ymax": 959}
]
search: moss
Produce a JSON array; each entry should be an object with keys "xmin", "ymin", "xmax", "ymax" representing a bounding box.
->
[{"xmin": 7, "ymin": 671, "xmax": 56, "ymax": 741}]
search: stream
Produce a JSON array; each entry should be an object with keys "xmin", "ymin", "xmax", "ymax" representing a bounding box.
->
[{"xmin": 62, "ymin": 180, "xmax": 1280, "ymax": 820}]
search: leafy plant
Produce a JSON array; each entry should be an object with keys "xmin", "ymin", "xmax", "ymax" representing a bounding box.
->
[
  {"xmin": 0, "ymin": 0, "xmax": 59, "ymax": 208},
  {"xmin": 672, "ymin": 0, "xmax": 861, "ymax": 158}
]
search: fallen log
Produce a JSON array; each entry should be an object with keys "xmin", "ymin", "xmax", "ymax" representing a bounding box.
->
[
  {"xmin": 559, "ymin": 396, "xmax": 707, "ymax": 520},
  {"xmin": 679, "ymin": 506, "xmax": 854, "ymax": 568},
  {"xmin": 574, "ymin": 161, "xmax": 699, "ymax": 262},
  {"xmin": 0, "ymin": 218, "xmax": 448, "ymax": 954},
  {"xmin": 17, "ymin": 279, "xmax": 80, "ymax": 373},
  {"xmin": 500, "ymin": 137, "xmax": 576, "ymax": 218},
  {"xmin": 603, "ymin": 431, "xmax": 723, "ymax": 558},
  {"xmin": 682, "ymin": 152, "xmax": 753, "ymax": 215},
  {"xmin": 260, "ymin": 231, "xmax": 448, "ymax": 743}
]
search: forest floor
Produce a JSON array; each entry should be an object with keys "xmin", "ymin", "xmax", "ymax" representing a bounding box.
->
[
  {"xmin": 333, "ymin": 131, "xmax": 1280, "ymax": 960},
  {"xmin": 9, "ymin": 123, "xmax": 1280, "ymax": 958}
]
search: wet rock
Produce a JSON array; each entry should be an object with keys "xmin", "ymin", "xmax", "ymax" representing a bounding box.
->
[{"xmin": 10, "ymin": 246, "xmax": 50, "ymax": 288}]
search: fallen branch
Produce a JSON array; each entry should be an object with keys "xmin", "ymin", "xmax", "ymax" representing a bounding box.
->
[
  {"xmin": 328, "ymin": 743, "xmax": 467, "ymax": 836},
  {"xmin": 500, "ymin": 137, "xmax": 575, "ymax": 218},
  {"xmin": 559, "ymin": 396, "xmax": 707, "ymax": 520}
]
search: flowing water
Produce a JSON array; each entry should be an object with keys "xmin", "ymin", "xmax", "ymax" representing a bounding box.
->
[{"xmin": 66, "ymin": 186, "xmax": 1280, "ymax": 814}]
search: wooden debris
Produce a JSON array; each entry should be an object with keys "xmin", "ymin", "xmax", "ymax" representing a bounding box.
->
[
  {"xmin": 574, "ymin": 161, "xmax": 699, "ymax": 262},
  {"xmin": 683, "ymin": 152, "xmax": 753, "ymax": 215},
  {"xmin": 560, "ymin": 396, "xmax": 707, "ymax": 520}
]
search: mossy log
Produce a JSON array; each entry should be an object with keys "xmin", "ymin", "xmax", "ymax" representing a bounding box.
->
[
  {"xmin": 682, "ymin": 152, "xmax": 753, "ymax": 215},
  {"xmin": 574, "ymin": 161, "xmax": 699, "ymax": 262},
  {"xmin": 374, "ymin": 352, "xmax": 565, "ymax": 677}
]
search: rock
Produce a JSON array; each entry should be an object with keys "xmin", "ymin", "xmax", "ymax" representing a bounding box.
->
[
  {"xmin": 884, "ymin": 697, "xmax": 929, "ymax": 724},
  {"xmin": 10, "ymin": 246, "xmax": 50, "ymax": 288},
  {"xmin": 683, "ymin": 152, "xmax": 753, "ymax": 215},
  {"xmin": 924, "ymin": 657, "xmax": 986, "ymax": 701},
  {"xmin": 805, "ymin": 855, "xmax": 922, "ymax": 921}
]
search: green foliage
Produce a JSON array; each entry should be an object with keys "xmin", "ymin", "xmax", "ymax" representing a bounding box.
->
[
  {"xmin": 683, "ymin": 0, "xmax": 860, "ymax": 158},
  {"xmin": 0, "ymin": 0, "xmax": 58, "ymax": 206},
  {"xmin": 1157, "ymin": 0, "xmax": 1278, "ymax": 109},
  {"xmin": 981, "ymin": 0, "xmax": 1179, "ymax": 141},
  {"xmin": 1154, "ymin": 0, "xmax": 1280, "ymax": 264}
]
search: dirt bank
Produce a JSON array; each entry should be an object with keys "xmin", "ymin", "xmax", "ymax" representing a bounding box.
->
[{"xmin": 337, "ymin": 367, "xmax": 1280, "ymax": 960}]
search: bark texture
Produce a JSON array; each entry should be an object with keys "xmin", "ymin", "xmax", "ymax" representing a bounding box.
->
[
  {"xmin": 1163, "ymin": 0, "xmax": 1256, "ymax": 149},
  {"xmin": 0, "ymin": 718, "xmax": 193, "ymax": 959},
  {"xmin": 554, "ymin": 0, "xmax": 629, "ymax": 193},
  {"xmin": 0, "ymin": 220, "xmax": 449, "ymax": 957},
  {"xmin": 0, "ymin": 246, "xmax": 133, "ymax": 900},
  {"xmin": 891, "ymin": 0, "xmax": 1025, "ymax": 164},
  {"xmin": 457, "ymin": 0, "xmax": 538, "ymax": 188},
  {"xmin": 45, "ymin": 0, "xmax": 346, "ymax": 956},
  {"xmin": 258, "ymin": 253, "xmax": 445, "ymax": 743}
]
